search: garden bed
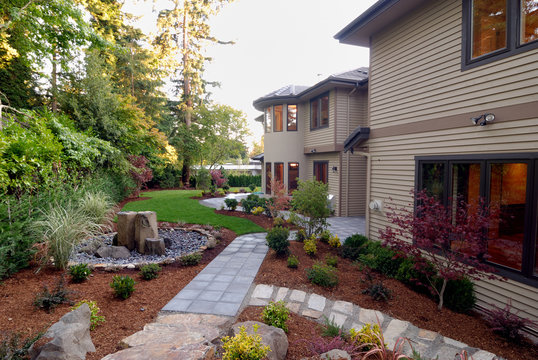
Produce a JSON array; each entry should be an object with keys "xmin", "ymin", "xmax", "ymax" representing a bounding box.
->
[
  {"xmin": 214, "ymin": 209, "xmax": 298, "ymax": 231},
  {"xmin": 0, "ymin": 226, "xmax": 236, "ymax": 360},
  {"xmin": 255, "ymin": 240, "xmax": 538, "ymax": 360}
]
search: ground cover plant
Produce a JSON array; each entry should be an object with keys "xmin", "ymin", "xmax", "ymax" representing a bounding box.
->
[
  {"xmin": 33, "ymin": 276, "xmax": 73, "ymax": 312},
  {"xmin": 71, "ymin": 300, "xmax": 106, "ymax": 330},
  {"xmin": 121, "ymin": 190, "xmax": 264, "ymax": 235},
  {"xmin": 180, "ymin": 252, "xmax": 203, "ymax": 266},
  {"xmin": 110, "ymin": 275, "xmax": 136, "ymax": 299},
  {"xmin": 69, "ymin": 263, "xmax": 92, "ymax": 283},
  {"xmin": 221, "ymin": 325, "xmax": 270, "ymax": 360}
]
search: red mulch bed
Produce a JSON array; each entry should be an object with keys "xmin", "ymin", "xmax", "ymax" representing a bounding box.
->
[
  {"xmin": 0, "ymin": 227, "xmax": 236, "ymax": 360},
  {"xmin": 255, "ymin": 241, "xmax": 538, "ymax": 360},
  {"xmin": 214, "ymin": 209, "xmax": 298, "ymax": 231}
]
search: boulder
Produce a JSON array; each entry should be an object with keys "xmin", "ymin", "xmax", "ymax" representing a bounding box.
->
[
  {"xmin": 163, "ymin": 237, "xmax": 172, "ymax": 248},
  {"xmin": 79, "ymin": 239, "xmax": 102, "ymax": 255},
  {"xmin": 135, "ymin": 211, "xmax": 158, "ymax": 254},
  {"xmin": 95, "ymin": 246, "xmax": 131, "ymax": 259},
  {"xmin": 232, "ymin": 321, "xmax": 288, "ymax": 360},
  {"xmin": 145, "ymin": 238, "xmax": 166, "ymax": 256},
  {"xmin": 320, "ymin": 349, "xmax": 351, "ymax": 360},
  {"xmin": 30, "ymin": 303, "xmax": 95, "ymax": 360},
  {"xmin": 206, "ymin": 236, "xmax": 217, "ymax": 249},
  {"xmin": 117, "ymin": 212, "xmax": 137, "ymax": 250}
]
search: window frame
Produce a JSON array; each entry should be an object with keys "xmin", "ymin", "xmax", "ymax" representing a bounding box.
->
[
  {"xmin": 462, "ymin": 0, "xmax": 538, "ymax": 70},
  {"xmin": 310, "ymin": 93, "xmax": 330, "ymax": 130},
  {"xmin": 415, "ymin": 153, "xmax": 538, "ymax": 287},
  {"xmin": 273, "ymin": 105, "xmax": 283, "ymax": 132},
  {"xmin": 274, "ymin": 162, "xmax": 284, "ymax": 184},
  {"xmin": 313, "ymin": 161, "xmax": 329, "ymax": 184},
  {"xmin": 288, "ymin": 162, "xmax": 299, "ymax": 193},
  {"xmin": 265, "ymin": 162, "xmax": 272, "ymax": 194},
  {"xmin": 287, "ymin": 104, "xmax": 298, "ymax": 131}
]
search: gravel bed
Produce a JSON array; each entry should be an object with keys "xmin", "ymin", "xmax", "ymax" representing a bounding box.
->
[{"xmin": 70, "ymin": 228, "xmax": 208, "ymax": 266}]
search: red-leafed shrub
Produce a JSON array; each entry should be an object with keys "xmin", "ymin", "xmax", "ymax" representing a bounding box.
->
[
  {"xmin": 484, "ymin": 300, "xmax": 538, "ymax": 342},
  {"xmin": 210, "ymin": 169, "xmax": 227, "ymax": 188},
  {"xmin": 128, "ymin": 155, "xmax": 153, "ymax": 197}
]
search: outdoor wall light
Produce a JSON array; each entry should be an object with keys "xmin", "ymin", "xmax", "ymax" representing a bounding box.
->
[
  {"xmin": 471, "ymin": 113, "xmax": 495, "ymax": 126},
  {"xmin": 310, "ymin": 149, "xmax": 317, "ymax": 153},
  {"xmin": 332, "ymin": 166, "xmax": 338, "ymax": 173}
]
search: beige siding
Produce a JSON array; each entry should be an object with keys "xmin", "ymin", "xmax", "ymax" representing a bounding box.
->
[
  {"xmin": 369, "ymin": 0, "xmax": 538, "ymax": 129},
  {"xmin": 306, "ymin": 153, "xmax": 340, "ymax": 216},
  {"xmin": 340, "ymin": 152, "xmax": 367, "ymax": 216},
  {"xmin": 336, "ymin": 89, "xmax": 369, "ymax": 144},
  {"xmin": 304, "ymin": 90, "xmax": 336, "ymax": 147}
]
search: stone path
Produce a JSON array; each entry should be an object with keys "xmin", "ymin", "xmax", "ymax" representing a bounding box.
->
[
  {"xmin": 162, "ymin": 232, "xmax": 268, "ymax": 316},
  {"xmin": 248, "ymin": 284, "xmax": 500, "ymax": 360}
]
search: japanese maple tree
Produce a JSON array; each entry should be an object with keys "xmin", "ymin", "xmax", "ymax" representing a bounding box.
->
[{"xmin": 128, "ymin": 155, "xmax": 153, "ymax": 197}]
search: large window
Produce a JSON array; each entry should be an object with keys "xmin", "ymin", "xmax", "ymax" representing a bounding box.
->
[
  {"xmin": 265, "ymin": 107, "xmax": 272, "ymax": 133},
  {"xmin": 287, "ymin": 105, "xmax": 297, "ymax": 131},
  {"xmin": 314, "ymin": 161, "xmax": 328, "ymax": 184},
  {"xmin": 274, "ymin": 162, "xmax": 284, "ymax": 184},
  {"xmin": 288, "ymin": 162, "xmax": 299, "ymax": 193},
  {"xmin": 310, "ymin": 93, "xmax": 329, "ymax": 130},
  {"xmin": 265, "ymin": 162, "xmax": 271, "ymax": 194},
  {"xmin": 463, "ymin": 0, "xmax": 538, "ymax": 69},
  {"xmin": 416, "ymin": 154, "xmax": 538, "ymax": 286},
  {"xmin": 274, "ymin": 105, "xmax": 283, "ymax": 132}
]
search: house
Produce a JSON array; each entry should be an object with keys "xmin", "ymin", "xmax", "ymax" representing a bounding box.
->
[
  {"xmin": 335, "ymin": 0, "xmax": 538, "ymax": 324},
  {"xmin": 253, "ymin": 69, "xmax": 369, "ymax": 216}
]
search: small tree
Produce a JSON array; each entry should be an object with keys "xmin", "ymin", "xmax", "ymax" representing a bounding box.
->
[
  {"xmin": 289, "ymin": 179, "xmax": 330, "ymax": 236},
  {"xmin": 128, "ymin": 155, "xmax": 153, "ymax": 197},
  {"xmin": 380, "ymin": 189, "xmax": 499, "ymax": 310},
  {"xmin": 210, "ymin": 169, "xmax": 227, "ymax": 188},
  {"xmin": 267, "ymin": 179, "xmax": 289, "ymax": 218}
]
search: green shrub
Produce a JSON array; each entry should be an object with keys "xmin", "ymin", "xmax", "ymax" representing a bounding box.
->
[
  {"xmin": 359, "ymin": 241, "xmax": 402, "ymax": 277},
  {"xmin": 69, "ymin": 263, "xmax": 91, "ymax": 283},
  {"xmin": 140, "ymin": 263, "xmax": 162, "ymax": 280},
  {"xmin": 110, "ymin": 275, "xmax": 136, "ymax": 299},
  {"xmin": 248, "ymin": 184, "xmax": 257, "ymax": 192},
  {"xmin": 306, "ymin": 263, "xmax": 338, "ymax": 287},
  {"xmin": 321, "ymin": 315, "xmax": 347, "ymax": 337},
  {"xmin": 0, "ymin": 331, "xmax": 44, "ymax": 360},
  {"xmin": 442, "ymin": 277, "xmax": 476, "ymax": 313},
  {"xmin": 241, "ymin": 194, "xmax": 261, "ymax": 213},
  {"xmin": 273, "ymin": 217, "xmax": 285, "ymax": 227},
  {"xmin": 349, "ymin": 323, "xmax": 386, "ymax": 350},
  {"xmin": 328, "ymin": 235, "xmax": 341, "ymax": 248},
  {"xmin": 344, "ymin": 234, "xmax": 369, "ymax": 248},
  {"xmin": 262, "ymin": 301, "xmax": 290, "ymax": 332},
  {"xmin": 222, "ymin": 325, "xmax": 270, "ymax": 360},
  {"xmin": 362, "ymin": 282, "xmax": 392, "ymax": 302},
  {"xmin": 196, "ymin": 168, "xmax": 212, "ymax": 190},
  {"xmin": 295, "ymin": 228, "xmax": 307, "ymax": 242},
  {"xmin": 395, "ymin": 257, "xmax": 433, "ymax": 294},
  {"xmin": 338, "ymin": 234, "xmax": 369, "ymax": 260},
  {"xmin": 71, "ymin": 300, "xmax": 105, "ymax": 330},
  {"xmin": 289, "ymin": 179, "xmax": 330, "ymax": 236},
  {"xmin": 303, "ymin": 237, "xmax": 317, "ymax": 257},
  {"xmin": 319, "ymin": 230, "xmax": 331, "ymax": 243},
  {"xmin": 222, "ymin": 184, "xmax": 230, "ymax": 191},
  {"xmin": 34, "ymin": 276, "xmax": 73, "ymax": 312},
  {"xmin": 227, "ymin": 174, "xmax": 261, "ymax": 187},
  {"xmin": 180, "ymin": 252, "xmax": 202, "ymax": 266},
  {"xmin": 287, "ymin": 255, "xmax": 299, "ymax": 268},
  {"xmin": 266, "ymin": 226, "xmax": 290, "ymax": 255},
  {"xmin": 224, "ymin": 198, "xmax": 238, "ymax": 211},
  {"xmin": 325, "ymin": 255, "xmax": 338, "ymax": 268}
]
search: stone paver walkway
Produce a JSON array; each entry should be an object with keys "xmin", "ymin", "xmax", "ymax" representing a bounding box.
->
[
  {"xmin": 248, "ymin": 284, "xmax": 500, "ymax": 360},
  {"xmin": 162, "ymin": 232, "xmax": 268, "ymax": 316}
]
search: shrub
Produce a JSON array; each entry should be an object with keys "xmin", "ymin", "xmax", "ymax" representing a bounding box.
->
[
  {"xmin": 252, "ymin": 206, "xmax": 264, "ymax": 215},
  {"xmin": 227, "ymin": 174, "xmax": 261, "ymax": 187},
  {"xmin": 483, "ymin": 300, "xmax": 537, "ymax": 341},
  {"xmin": 344, "ymin": 234, "xmax": 369, "ymax": 248},
  {"xmin": 222, "ymin": 184, "xmax": 230, "ymax": 191},
  {"xmin": 306, "ymin": 263, "xmax": 338, "ymax": 287},
  {"xmin": 128, "ymin": 155, "xmax": 153, "ymax": 197},
  {"xmin": 222, "ymin": 325, "xmax": 270, "ymax": 360},
  {"xmin": 210, "ymin": 169, "xmax": 227, "ymax": 188},
  {"xmin": 262, "ymin": 301, "xmax": 290, "ymax": 332},
  {"xmin": 328, "ymin": 235, "xmax": 341, "ymax": 248},
  {"xmin": 305, "ymin": 335, "xmax": 361, "ymax": 357},
  {"xmin": 34, "ymin": 276, "xmax": 73, "ymax": 312},
  {"xmin": 287, "ymin": 255, "xmax": 299, "ymax": 268},
  {"xmin": 110, "ymin": 275, "xmax": 136, "ymax": 299},
  {"xmin": 78, "ymin": 191, "xmax": 113, "ymax": 225},
  {"xmin": 69, "ymin": 263, "xmax": 91, "ymax": 283},
  {"xmin": 395, "ymin": 257, "xmax": 433, "ymax": 294},
  {"xmin": 273, "ymin": 217, "xmax": 285, "ymax": 227},
  {"xmin": 359, "ymin": 241, "xmax": 402, "ymax": 277},
  {"xmin": 249, "ymin": 183, "xmax": 257, "ymax": 192},
  {"xmin": 71, "ymin": 300, "xmax": 105, "ymax": 330},
  {"xmin": 349, "ymin": 323, "xmax": 386, "ymax": 350},
  {"xmin": 442, "ymin": 277, "xmax": 476, "ymax": 313},
  {"xmin": 265, "ymin": 226, "xmax": 290, "ymax": 255},
  {"xmin": 325, "ymin": 255, "xmax": 338, "ymax": 268},
  {"xmin": 224, "ymin": 198, "xmax": 238, "ymax": 211},
  {"xmin": 362, "ymin": 282, "xmax": 392, "ymax": 302},
  {"xmin": 321, "ymin": 315, "xmax": 347, "ymax": 338},
  {"xmin": 319, "ymin": 230, "xmax": 331, "ymax": 243},
  {"xmin": 0, "ymin": 331, "xmax": 44, "ymax": 360},
  {"xmin": 196, "ymin": 168, "xmax": 211, "ymax": 190},
  {"xmin": 303, "ymin": 237, "xmax": 317, "ymax": 257},
  {"xmin": 289, "ymin": 179, "xmax": 330, "ymax": 236},
  {"xmin": 339, "ymin": 234, "xmax": 369, "ymax": 261},
  {"xmin": 241, "ymin": 194, "xmax": 263, "ymax": 213},
  {"xmin": 295, "ymin": 228, "xmax": 307, "ymax": 242},
  {"xmin": 180, "ymin": 252, "xmax": 202, "ymax": 266},
  {"xmin": 267, "ymin": 180, "xmax": 289, "ymax": 218},
  {"xmin": 140, "ymin": 263, "xmax": 162, "ymax": 280}
]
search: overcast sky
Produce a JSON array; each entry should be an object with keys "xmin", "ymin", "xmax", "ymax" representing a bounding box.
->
[{"xmin": 123, "ymin": 0, "xmax": 376, "ymax": 147}]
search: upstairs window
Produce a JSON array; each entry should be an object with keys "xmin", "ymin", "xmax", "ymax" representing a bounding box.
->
[
  {"xmin": 463, "ymin": 0, "xmax": 538, "ymax": 69},
  {"xmin": 274, "ymin": 105, "xmax": 283, "ymax": 132},
  {"xmin": 310, "ymin": 93, "xmax": 329, "ymax": 130},
  {"xmin": 287, "ymin": 105, "xmax": 297, "ymax": 131},
  {"xmin": 265, "ymin": 107, "xmax": 272, "ymax": 133}
]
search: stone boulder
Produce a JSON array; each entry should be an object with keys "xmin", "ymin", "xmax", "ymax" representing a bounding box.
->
[
  {"xmin": 232, "ymin": 321, "xmax": 288, "ymax": 360},
  {"xmin": 135, "ymin": 211, "xmax": 158, "ymax": 254},
  {"xmin": 320, "ymin": 349, "xmax": 351, "ymax": 360},
  {"xmin": 206, "ymin": 236, "xmax": 217, "ymax": 249},
  {"xmin": 30, "ymin": 303, "xmax": 95, "ymax": 360},
  {"xmin": 79, "ymin": 239, "xmax": 102, "ymax": 255},
  {"xmin": 116, "ymin": 211, "xmax": 137, "ymax": 250},
  {"xmin": 95, "ymin": 245, "xmax": 131, "ymax": 259},
  {"xmin": 145, "ymin": 238, "xmax": 166, "ymax": 256}
]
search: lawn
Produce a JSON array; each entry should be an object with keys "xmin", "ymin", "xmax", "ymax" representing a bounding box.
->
[{"xmin": 121, "ymin": 190, "xmax": 265, "ymax": 235}]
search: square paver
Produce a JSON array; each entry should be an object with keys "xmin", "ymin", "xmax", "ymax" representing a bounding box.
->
[
  {"xmin": 213, "ymin": 302, "xmax": 241, "ymax": 316},
  {"xmin": 187, "ymin": 300, "xmax": 216, "ymax": 314},
  {"xmin": 227, "ymin": 283, "xmax": 250, "ymax": 293},
  {"xmin": 329, "ymin": 312, "xmax": 348, "ymax": 327},
  {"xmin": 198, "ymin": 290, "xmax": 224, "ymax": 301},
  {"xmin": 162, "ymin": 298, "xmax": 192, "ymax": 312},
  {"xmin": 214, "ymin": 275, "xmax": 235, "ymax": 282},
  {"xmin": 210, "ymin": 282, "xmax": 230, "ymax": 291},
  {"xmin": 274, "ymin": 287, "xmax": 288, "ymax": 302},
  {"xmin": 175, "ymin": 289, "xmax": 202, "ymax": 300},
  {"xmin": 221, "ymin": 267, "xmax": 240, "ymax": 276},
  {"xmin": 220, "ymin": 292, "xmax": 245, "ymax": 303},
  {"xmin": 332, "ymin": 300, "xmax": 354, "ymax": 315},
  {"xmin": 234, "ymin": 275, "xmax": 255, "ymax": 284},
  {"xmin": 184, "ymin": 281, "xmax": 209, "ymax": 290},
  {"xmin": 289, "ymin": 290, "xmax": 306, "ymax": 302},
  {"xmin": 307, "ymin": 294, "xmax": 326, "ymax": 311},
  {"xmin": 252, "ymin": 284, "xmax": 274, "ymax": 299},
  {"xmin": 196, "ymin": 273, "xmax": 217, "ymax": 282}
]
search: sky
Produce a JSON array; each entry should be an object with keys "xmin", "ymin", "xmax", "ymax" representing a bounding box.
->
[{"xmin": 123, "ymin": 0, "xmax": 376, "ymax": 148}]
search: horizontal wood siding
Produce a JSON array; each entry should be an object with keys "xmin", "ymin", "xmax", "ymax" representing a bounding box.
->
[
  {"xmin": 341, "ymin": 152, "xmax": 367, "ymax": 216},
  {"xmin": 336, "ymin": 89, "xmax": 369, "ymax": 144},
  {"xmin": 304, "ymin": 90, "xmax": 336, "ymax": 147},
  {"xmin": 307, "ymin": 153, "xmax": 340, "ymax": 216}
]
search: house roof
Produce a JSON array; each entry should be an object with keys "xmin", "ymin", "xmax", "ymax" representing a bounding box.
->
[
  {"xmin": 253, "ymin": 67, "xmax": 368, "ymax": 111},
  {"xmin": 344, "ymin": 126, "xmax": 370, "ymax": 153},
  {"xmin": 334, "ymin": 0, "xmax": 427, "ymax": 46},
  {"xmin": 251, "ymin": 153, "xmax": 264, "ymax": 161}
]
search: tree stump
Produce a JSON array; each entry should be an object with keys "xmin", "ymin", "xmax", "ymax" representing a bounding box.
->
[
  {"xmin": 117, "ymin": 212, "xmax": 137, "ymax": 250},
  {"xmin": 145, "ymin": 238, "xmax": 166, "ymax": 256},
  {"xmin": 135, "ymin": 211, "xmax": 158, "ymax": 254}
]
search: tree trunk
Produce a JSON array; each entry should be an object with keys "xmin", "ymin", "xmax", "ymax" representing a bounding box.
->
[
  {"xmin": 437, "ymin": 278, "xmax": 447, "ymax": 310},
  {"xmin": 51, "ymin": 48, "xmax": 58, "ymax": 112},
  {"xmin": 181, "ymin": 2, "xmax": 191, "ymax": 186}
]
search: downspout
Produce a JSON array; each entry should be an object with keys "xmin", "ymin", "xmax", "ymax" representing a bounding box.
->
[
  {"xmin": 346, "ymin": 84, "xmax": 359, "ymax": 217},
  {"xmin": 354, "ymin": 151, "xmax": 371, "ymax": 238}
]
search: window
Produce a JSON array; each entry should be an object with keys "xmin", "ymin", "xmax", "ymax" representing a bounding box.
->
[
  {"xmin": 287, "ymin": 105, "xmax": 297, "ymax": 131},
  {"xmin": 265, "ymin": 162, "xmax": 271, "ymax": 194},
  {"xmin": 274, "ymin": 105, "xmax": 283, "ymax": 132},
  {"xmin": 314, "ymin": 161, "xmax": 328, "ymax": 184},
  {"xmin": 463, "ymin": 0, "xmax": 538, "ymax": 69},
  {"xmin": 416, "ymin": 154, "xmax": 538, "ymax": 286},
  {"xmin": 310, "ymin": 93, "xmax": 329, "ymax": 129},
  {"xmin": 265, "ymin": 107, "xmax": 272, "ymax": 133},
  {"xmin": 288, "ymin": 162, "xmax": 299, "ymax": 193},
  {"xmin": 274, "ymin": 162, "xmax": 284, "ymax": 184}
]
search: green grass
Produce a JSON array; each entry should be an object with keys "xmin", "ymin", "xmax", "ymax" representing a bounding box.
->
[
  {"xmin": 228, "ymin": 187, "xmax": 260, "ymax": 193},
  {"xmin": 121, "ymin": 190, "xmax": 264, "ymax": 235}
]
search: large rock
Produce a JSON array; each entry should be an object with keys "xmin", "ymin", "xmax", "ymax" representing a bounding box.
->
[
  {"xmin": 116, "ymin": 212, "xmax": 137, "ymax": 250},
  {"xmin": 320, "ymin": 349, "xmax": 351, "ymax": 360},
  {"xmin": 232, "ymin": 321, "xmax": 288, "ymax": 360},
  {"xmin": 79, "ymin": 239, "xmax": 102, "ymax": 255},
  {"xmin": 145, "ymin": 238, "xmax": 165, "ymax": 256},
  {"xmin": 30, "ymin": 303, "xmax": 95, "ymax": 360},
  {"xmin": 95, "ymin": 245, "xmax": 131, "ymax": 259},
  {"xmin": 135, "ymin": 211, "xmax": 158, "ymax": 254}
]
